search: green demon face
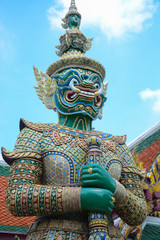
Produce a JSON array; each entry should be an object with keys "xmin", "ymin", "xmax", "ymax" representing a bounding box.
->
[
  {"xmin": 52, "ymin": 68, "xmax": 107, "ymax": 120},
  {"xmin": 68, "ymin": 14, "xmax": 81, "ymax": 29}
]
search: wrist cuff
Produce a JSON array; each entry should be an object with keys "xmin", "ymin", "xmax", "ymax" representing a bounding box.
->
[
  {"xmin": 114, "ymin": 180, "xmax": 126, "ymax": 204},
  {"xmin": 62, "ymin": 187, "xmax": 81, "ymax": 212}
]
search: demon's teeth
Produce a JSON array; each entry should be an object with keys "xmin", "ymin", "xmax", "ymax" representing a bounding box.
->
[
  {"xmin": 80, "ymin": 91, "xmax": 94, "ymax": 96},
  {"xmin": 95, "ymin": 96, "xmax": 98, "ymax": 103},
  {"xmin": 88, "ymin": 92, "xmax": 94, "ymax": 96},
  {"xmin": 70, "ymin": 93, "xmax": 77, "ymax": 99}
]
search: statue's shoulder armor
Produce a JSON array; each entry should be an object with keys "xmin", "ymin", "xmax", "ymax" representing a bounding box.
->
[
  {"xmin": 1, "ymin": 118, "xmax": 47, "ymax": 166},
  {"xmin": 100, "ymin": 131, "xmax": 126, "ymax": 155},
  {"xmin": 100, "ymin": 132, "xmax": 142, "ymax": 176},
  {"xmin": 107, "ymin": 134, "xmax": 142, "ymax": 175},
  {"xmin": 20, "ymin": 118, "xmax": 53, "ymax": 133},
  {"xmin": 109, "ymin": 134, "xmax": 127, "ymax": 145},
  {"xmin": 100, "ymin": 131, "xmax": 127, "ymax": 145}
]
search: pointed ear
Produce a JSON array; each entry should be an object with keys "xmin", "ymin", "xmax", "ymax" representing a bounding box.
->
[
  {"xmin": 102, "ymin": 81, "xmax": 108, "ymax": 96},
  {"xmin": 33, "ymin": 65, "xmax": 50, "ymax": 85},
  {"xmin": 33, "ymin": 65, "xmax": 57, "ymax": 110},
  {"xmin": 61, "ymin": 17, "xmax": 68, "ymax": 29},
  {"xmin": 97, "ymin": 108, "xmax": 103, "ymax": 120}
]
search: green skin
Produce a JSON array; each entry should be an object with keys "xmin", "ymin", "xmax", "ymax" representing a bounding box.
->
[
  {"xmin": 55, "ymin": 68, "xmax": 116, "ymax": 214},
  {"xmin": 54, "ymin": 68, "xmax": 106, "ymax": 124},
  {"xmin": 58, "ymin": 113, "xmax": 92, "ymax": 131},
  {"xmin": 68, "ymin": 14, "xmax": 81, "ymax": 29},
  {"xmin": 81, "ymin": 164, "xmax": 116, "ymax": 214}
]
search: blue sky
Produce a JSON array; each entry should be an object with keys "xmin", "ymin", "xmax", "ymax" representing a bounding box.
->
[{"xmin": 0, "ymin": 0, "xmax": 160, "ymax": 153}]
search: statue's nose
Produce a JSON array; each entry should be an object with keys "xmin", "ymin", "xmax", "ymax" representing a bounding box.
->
[{"xmin": 81, "ymin": 75, "xmax": 93, "ymax": 87}]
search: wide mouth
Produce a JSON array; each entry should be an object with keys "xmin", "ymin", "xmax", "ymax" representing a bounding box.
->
[{"xmin": 65, "ymin": 88, "xmax": 102, "ymax": 107}]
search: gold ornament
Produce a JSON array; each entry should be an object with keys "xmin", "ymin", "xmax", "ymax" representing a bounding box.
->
[{"xmin": 88, "ymin": 168, "xmax": 93, "ymax": 174}]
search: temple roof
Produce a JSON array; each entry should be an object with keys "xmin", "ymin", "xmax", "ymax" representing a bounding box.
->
[
  {"xmin": 128, "ymin": 121, "xmax": 160, "ymax": 150},
  {"xmin": 128, "ymin": 122, "xmax": 160, "ymax": 171},
  {"xmin": 142, "ymin": 224, "xmax": 160, "ymax": 240}
]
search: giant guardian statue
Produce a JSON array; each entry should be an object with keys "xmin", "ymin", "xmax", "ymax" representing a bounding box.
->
[{"xmin": 2, "ymin": 1, "xmax": 147, "ymax": 239}]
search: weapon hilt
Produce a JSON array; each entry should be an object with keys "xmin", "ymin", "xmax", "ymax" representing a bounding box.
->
[
  {"xmin": 86, "ymin": 135, "xmax": 102, "ymax": 165},
  {"xmin": 86, "ymin": 134, "xmax": 111, "ymax": 240}
]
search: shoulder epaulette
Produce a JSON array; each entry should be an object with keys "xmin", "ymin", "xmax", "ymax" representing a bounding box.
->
[
  {"xmin": 20, "ymin": 118, "xmax": 53, "ymax": 133},
  {"xmin": 1, "ymin": 147, "xmax": 42, "ymax": 166},
  {"xmin": 110, "ymin": 135, "xmax": 127, "ymax": 145},
  {"xmin": 101, "ymin": 134, "xmax": 126, "ymax": 153},
  {"xmin": 101, "ymin": 132, "xmax": 126, "ymax": 145}
]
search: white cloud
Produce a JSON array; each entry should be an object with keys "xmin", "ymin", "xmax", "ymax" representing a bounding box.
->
[
  {"xmin": 47, "ymin": 0, "xmax": 158, "ymax": 39},
  {"xmin": 140, "ymin": 88, "xmax": 160, "ymax": 113}
]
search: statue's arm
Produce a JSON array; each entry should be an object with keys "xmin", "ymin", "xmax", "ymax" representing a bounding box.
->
[
  {"xmin": 5, "ymin": 158, "xmax": 81, "ymax": 217},
  {"xmin": 114, "ymin": 145, "xmax": 147, "ymax": 226},
  {"xmin": 6, "ymin": 158, "xmax": 114, "ymax": 216},
  {"xmin": 3, "ymin": 126, "xmax": 81, "ymax": 217},
  {"xmin": 4, "ymin": 124, "xmax": 113, "ymax": 217}
]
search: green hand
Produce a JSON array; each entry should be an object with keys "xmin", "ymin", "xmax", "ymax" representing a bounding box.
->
[
  {"xmin": 82, "ymin": 163, "xmax": 116, "ymax": 193},
  {"xmin": 81, "ymin": 188, "xmax": 114, "ymax": 214}
]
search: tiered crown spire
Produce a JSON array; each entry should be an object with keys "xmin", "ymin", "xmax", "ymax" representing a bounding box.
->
[
  {"xmin": 62, "ymin": 0, "xmax": 81, "ymax": 29},
  {"xmin": 46, "ymin": 0, "xmax": 106, "ymax": 81},
  {"xmin": 69, "ymin": 0, "xmax": 77, "ymax": 11}
]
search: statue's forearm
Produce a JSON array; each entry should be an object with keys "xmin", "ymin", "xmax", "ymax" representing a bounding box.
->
[
  {"xmin": 6, "ymin": 159, "xmax": 81, "ymax": 217},
  {"xmin": 114, "ymin": 180, "xmax": 147, "ymax": 226},
  {"xmin": 6, "ymin": 183, "xmax": 81, "ymax": 217}
]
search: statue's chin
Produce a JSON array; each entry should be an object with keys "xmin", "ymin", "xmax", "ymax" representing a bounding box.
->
[
  {"xmin": 55, "ymin": 91, "xmax": 105, "ymax": 120},
  {"xmin": 57, "ymin": 105, "xmax": 99, "ymax": 120},
  {"xmin": 55, "ymin": 100, "xmax": 98, "ymax": 120}
]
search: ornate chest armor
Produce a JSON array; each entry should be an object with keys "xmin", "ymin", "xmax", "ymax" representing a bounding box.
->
[
  {"xmin": 42, "ymin": 130, "xmax": 122, "ymax": 187},
  {"xmin": 2, "ymin": 119, "xmax": 147, "ymax": 239}
]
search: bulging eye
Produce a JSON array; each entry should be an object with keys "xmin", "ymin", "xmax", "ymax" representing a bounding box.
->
[
  {"xmin": 94, "ymin": 83, "xmax": 100, "ymax": 89},
  {"xmin": 71, "ymin": 78, "xmax": 79, "ymax": 86},
  {"xmin": 69, "ymin": 78, "xmax": 80, "ymax": 93}
]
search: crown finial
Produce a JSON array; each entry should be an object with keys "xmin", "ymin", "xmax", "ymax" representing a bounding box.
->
[
  {"xmin": 61, "ymin": 0, "xmax": 81, "ymax": 29},
  {"xmin": 56, "ymin": 0, "xmax": 93, "ymax": 58},
  {"xmin": 69, "ymin": 0, "xmax": 77, "ymax": 11},
  {"xmin": 50, "ymin": 0, "xmax": 105, "ymax": 81}
]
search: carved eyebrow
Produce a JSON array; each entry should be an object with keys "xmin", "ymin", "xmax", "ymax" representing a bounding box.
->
[
  {"xmin": 53, "ymin": 70, "xmax": 81, "ymax": 80},
  {"xmin": 52, "ymin": 69, "xmax": 82, "ymax": 86},
  {"xmin": 91, "ymin": 75, "xmax": 102, "ymax": 83}
]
